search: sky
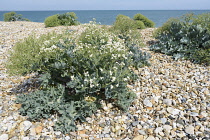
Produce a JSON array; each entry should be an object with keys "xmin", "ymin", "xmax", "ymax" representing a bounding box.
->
[{"xmin": 0, "ymin": 0, "xmax": 210, "ymax": 11}]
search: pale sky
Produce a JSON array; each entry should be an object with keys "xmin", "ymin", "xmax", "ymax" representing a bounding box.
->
[{"xmin": 0, "ymin": 0, "xmax": 209, "ymax": 11}]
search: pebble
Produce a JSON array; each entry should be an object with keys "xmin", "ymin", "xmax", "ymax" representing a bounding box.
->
[
  {"xmin": 133, "ymin": 135, "xmax": 144, "ymax": 140},
  {"xmin": 0, "ymin": 134, "xmax": 9, "ymax": 140},
  {"xmin": 23, "ymin": 121, "xmax": 32, "ymax": 131},
  {"xmin": 189, "ymin": 112, "xmax": 199, "ymax": 116},
  {"xmin": 163, "ymin": 99, "xmax": 172, "ymax": 106},
  {"xmin": 146, "ymin": 136, "xmax": 156, "ymax": 140},
  {"xmin": 0, "ymin": 23, "xmax": 209, "ymax": 140},
  {"xmin": 185, "ymin": 125, "xmax": 195, "ymax": 135},
  {"xmin": 143, "ymin": 99, "xmax": 153, "ymax": 107}
]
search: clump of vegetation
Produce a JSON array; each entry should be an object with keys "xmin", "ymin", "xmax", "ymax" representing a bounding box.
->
[
  {"xmin": 44, "ymin": 15, "xmax": 60, "ymax": 27},
  {"xmin": 150, "ymin": 13, "xmax": 210, "ymax": 66},
  {"xmin": 112, "ymin": 15, "xmax": 137, "ymax": 34},
  {"xmin": 44, "ymin": 12, "xmax": 79, "ymax": 27},
  {"xmin": 9, "ymin": 22, "xmax": 150, "ymax": 133},
  {"xmin": 4, "ymin": 11, "xmax": 30, "ymax": 22},
  {"xmin": 6, "ymin": 32, "xmax": 68, "ymax": 75},
  {"xmin": 133, "ymin": 13, "xmax": 155, "ymax": 28},
  {"xmin": 153, "ymin": 18, "xmax": 180, "ymax": 37},
  {"xmin": 111, "ymin": 15, "xmax": 144, "ymax": 46},
  {"xmin": 58, "ymin": 12, "xmax": 79, "ymax": 26},
  {"xmin": 135, "ymin": 20, "xmax": 146, "ymax": 29}
]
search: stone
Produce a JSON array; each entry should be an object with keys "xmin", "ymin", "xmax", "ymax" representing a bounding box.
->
[
  {"xmin": 22, "ymin": 137, "xmax": 29, "ymax": 140},
  {"xmin": 154, "ymin": 127, "xmax": 163, "ymax": 134},
  {"xmin": 65, "ymin": 136, "xmax": 71, "ymax": 140},
  {"xmin": 177, "ymin": 132, "xmax": 185, "ymax": 138},
  {"xmin": 163, "ymin": 125, "xmax": 172, "ymax": 133},
  {"xmin": 146, "ymin": 136, "xmax": 156, "ymax": 140},
  {"xmin": 189, "ymin": 112, "xmax": 199, "ymax": 117},
  {"xmin": 185, "ymin": 125, "xmax": 195, "ymax": 135},
  {"xmin": 176, "ymin": 119, "xmax": 185, "ymax": 125},
  {"xmin": 133, "ymin": 135, "xmax": 144, "ymax": 140},
  {"xmin": 143, "ymin": 99, "xmax": 153, "ymax": 107},
  {"xmin": 199, "ymin": 126, "xmax": 205, "ymax": 132},
  {"xmin": 132, "ymin": 121, "xmax": 139, "ymax": 126},
  {"xmin": 55, "ymin": 131, "xmax": 62, "ymax": 135},
  {"xmin": 138, "ymin": 130, "xmax": 147, "ymax": 136},
  {"xmin": 29, "ymin": 127, "xmax": 36, "ymax": 136},
  {"xmin": 35, "ymin": 125, "xmax": 43, "ymax": 134},
  {"xmin": 23, "ymin": 121, "xmax": 32, "ymax": 131},
  {"xmin": 163, "ymin": 99, "xmax": 172, "ymax": 106},
  {"xmin": 160, "ymin": 118, "xmax": 167, "ymax": 124},
  {"xmin": 167, "ymin": 107, "xmax": 180, "ymax": 115},
  {"xmin": 0, "ymin": 134, "xmax": 9, "ymax": 140}
]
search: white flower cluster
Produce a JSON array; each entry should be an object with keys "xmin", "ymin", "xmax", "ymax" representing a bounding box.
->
[
  {"xmin": 40, "ymin": 45, "xmax": 59, "ymax": 53},
  {"xmin": 40, "ymin": 45, "xmax": 60, "ymax": 53}
]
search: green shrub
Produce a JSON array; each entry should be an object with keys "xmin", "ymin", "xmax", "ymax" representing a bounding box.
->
[
  {"xmin": 44, "ymin": 15, "xmax": 60, "ymax": 27},
  {"xmin": 135, "ymin": 20, "xmax": 146, "ymax": 29},
  {"xmin": 133, "ymin": 13, "xmax": 155, "ymax": 28},
  {"xmin": 111, "ymin": 15, "xmax": 144, "ymax": 46},
  {"xmin": 44, "ymin": 12, "xmax": 79, "ymax": 27},
  {"xmin": 112, "ymin": 14, "xmax": 137, "ymax": 35},
  {"xmin": 58, "ymin": 12, "xmax": 79, "ymax": 26},
  {"xmin": 4, "ymin": 11, "xmax": 30, "ymax": 22},
  {"xmin": 6, "ymin": 32, "xmax": 68, "ymax": 75},
  {"xmin": 150, "ymin": 13, "xmax": 210, "ymax": 66},
  {"xmin": 12, "ymin": 23, "xmax": 150, "ymax": 133}
]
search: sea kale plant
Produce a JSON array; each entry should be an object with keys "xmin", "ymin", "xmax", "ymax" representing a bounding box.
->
[
  {"xmin": 150, "ymin": 13, "xmax": 210, "ymax": 65},
  {"xmin": 12, "ymin": 22, "xmax": 151, "ymax": 133}
]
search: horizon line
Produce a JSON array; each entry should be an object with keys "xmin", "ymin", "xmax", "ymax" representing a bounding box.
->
[{"xmin": 1, "ymin": 9, "xmax": 210, "ymax": 12}]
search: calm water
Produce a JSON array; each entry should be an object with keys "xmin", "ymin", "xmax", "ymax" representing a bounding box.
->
[{"xmin": 0, "ymin": 10, "xmax": 209, "ymax": 27}]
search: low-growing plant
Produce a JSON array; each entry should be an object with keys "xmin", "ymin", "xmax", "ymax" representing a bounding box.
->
[
  {"xmin": 44, "ymin": 15, "xmax": 60, "ymax": 27},
  {"xmin": 153, "ymin": 18, "xmax": 180, "ymax": 37},
  {"xmin": 150, "ymin": 13, "xmax": 210, "ymax": 65},
  {"xmin": 133, "ymin": 13, "xmax": 155, "ymax": 28},
  {"xmin": 111, "ymin": 15, "xmax": 144, "ymax": 47},
  {"xmin": 192, "ymin": 13, "xmax": 210, "ymax": 31},
  {"xmin": 58, "ymin": 12, "xmax": 79, "ymax": 26},
  {"xmin": 44, "ymin": 12, "xmax": 79, "ymax": 27},
  {"xmin": 12, "ymin": 22, "xmax": 151, "ymax": 133},
  {"xmin": 135, "ymin": 20, "xmax": 146, "ymax": 29},
  {"xmin": 112, "ymin": 14, "xmax": 137, "ymax": 35},
  {"xmin": 6, "ymin": 32, "xmax": 68, "ymax": 75},
  {"xmin": 4, "ymin": 11, "xmax": 30, "ymax": 22}
]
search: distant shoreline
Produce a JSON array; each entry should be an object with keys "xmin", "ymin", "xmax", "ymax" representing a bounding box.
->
[
  {"xmin": 1, "ymin": 9, "xmax": 210, "ymax": 11},
  {"xmin": 1, "ymin": 10, "xmax": 209, "ymax": 27}
]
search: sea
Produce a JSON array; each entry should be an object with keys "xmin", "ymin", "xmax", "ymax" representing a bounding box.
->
[{"xmin": 0, "ymin": 10, "xmax": 209, "ymax": 27}]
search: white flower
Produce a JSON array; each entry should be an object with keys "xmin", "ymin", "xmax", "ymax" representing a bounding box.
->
[
  {"xmin": 43, "ymin": 40, "xmax": 50, "ymax": 45},
  {"xmin": 111, "ymin": 77, "xmax": 116, "ymax": 82},
  {"xmin": 84, "ymin": 72, "xmax": 89, "ymax": 77},
  {"xmin": 99, "ymin": 68, "xmax": 103, "ymax": 72},
  {"xmin": 113, "ymin": 67, "xmax": 118, "ymax": 70},
  {"xmin": 59, "ymin": 39, "xmax": 64, "ymax": 44},
  {"xmin": 109, "ymin": 71, "xmax": 113, "ymax": 76},
  {"xmin": 120, "ymin": 62, "xmax": 125, "ymax": 66},
  {"xmin": 71, "ymin": 75, "xmax": 75, "ymax": 80},
  {"xmin": 100, "ymin": 77, "xmax": 104, "ymax": 80},
  {"xmin": 84, "ymin": 78, "xmax": 88, "ymax": 82},
  {"xmin": 123, "ymin": 78, "xmax": 128, "ymax": 81},
  {"xmin": 89, "ymin": 79, "xmax": 94, "ymax": 84},
  {"xmin": 51, "ymin": 45, "xmax": 57, "ymax": 49},
  {"xmin": 110, "ymin": 85, "xmax": 114, "ymax": 89}
]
